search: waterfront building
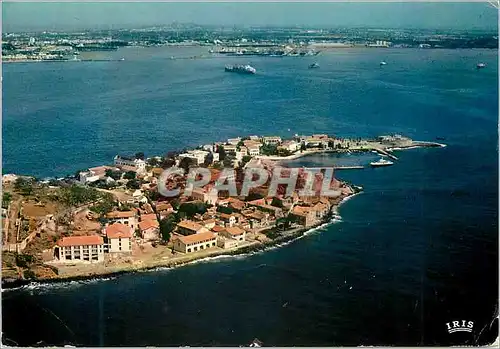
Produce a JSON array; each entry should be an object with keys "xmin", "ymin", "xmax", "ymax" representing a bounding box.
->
[
  {"xmin": 217, "ymin": 236, "xmax": 238, "ymax": 249},
  {"xmin": 220, "ymin": 226, "xmax": 246, "ymax": 242},
  {"xmin": 227, "ymin": 137, "xmax": 242, "ymax": 145},
  {"xmin": 104, "ymin": 223, "xmax": 132, "ymax": 253},
  {"xmin": 223, "ymin": 144, "xmax": 238, "ymax": 153},
  {"xmin": 139, "ymin": 219, "xmax": 160, "ymax": 241},
  {"xmin": 279, "ymin": 140, "xmax": 299, "ymax": 152},
  {"xmin": 106, "ymin": 211, "xmax": 137, "ymax": 230},
  {"xmin": 262, "ymin": 136, "xmax": 282, "ymax": 145},
  {"xmin": 114, "ymin": 155, "xmax": 146, "ymax": 174},
  {"xmin": 54, "ymin": 235, "xmax": 104, "ymax": 263},
  {"xmin": 176, "ymin": 220, "xmax": 209, "ymax": 236},
  {"xmin": 178, "ymin": 150, "xmax": 209, "ymax": 165},
  {"xmin": 173, "ymin": 231, "xmax": 217, "ymax": 253}
]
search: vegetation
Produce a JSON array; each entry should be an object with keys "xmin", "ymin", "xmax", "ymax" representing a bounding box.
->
[
  {"xmin": 59, "ymin": 184, "xmax": 101, "ymax": 206},
  {"xmin": 159, "ymin": 215, "xmax": 177, "ymax": 241},
  {"xmin": 300, "ymin": 143, "xmax": 307, "ymax": 152},
  {"xmin": 2, "ymin": 192, "xmax": 12, "ymax": 209},
  {"xmin": 217, "ymin": 146, "xmax": 226, "ymax": 161},
  {"xmin": 126, "ymin": 179, "xmax": 141, "ymax": 190},
  {"xmin": 14, "ymin": 177, "xmax": 35, "ymax": 196},
  {"xmin": 15, "ymin": 253, "xmax": 34, "ymax": 268},
  {"xmin": 246, "ymin": 191, "xmax": 265, "ymax": 201},
  {"xmin": 260, "ymin": 144, "xmax": 278, "ymax": 156},
  {"xmin": 89, "ymin": 193, "xmax": 116, "ymax": 216},
  {"xmin": 241, "ymin": 155, "xmax": 252, "ymax": 166},
  {"xmin": 216, "ymin": 205, "xmax": 234, "ymax": 215},
  {"xmin": 271, "ymin": 197, "xmax": 284, "ymax": 208},
  {"xmin": 204, "ymin": 152, "xmax": 214, "ymax": 166},
  {"xmin": 179, "ymin": 157, "xmax": 196, "ymax": 173},
  {"xmin": 105, "ymin": 169, "xmax": 122, "ymax": 180},
  {"xmin": 123, "ymin": 171, "xmax": 136, "ymax": 180},
  {"xmin": 23, "ymin": 269, "xmax": 36, "ymax": 280},
  {"xmin": 177, "ymin": 201, "xmax": 209, "ymax": 218}
]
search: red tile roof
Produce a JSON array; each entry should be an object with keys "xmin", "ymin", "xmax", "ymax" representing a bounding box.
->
[
  {"xmin": 107, "ymin": 211, "xmax": 136, "ymax": 219},
  {"xmin": 105, "ymin": 223, "xmax": 132, "ymax": 239},
  {"xmin": 140, "ymin": 213, "xmax": 157, "ymax": 222},
  {"xmin": 57, "ymin": 235, "xmax": 104, "ymax": 247},
  {"xmin": 175, "ymin": 231, "xmax": 216, "ymax": 245},
  {"xmin": 224, "ymin": 226, "xmax": 246, "ymax": 236},
  {"xmin": 139, "ymin": 220, "xmax": 159, "ymax": 231}
]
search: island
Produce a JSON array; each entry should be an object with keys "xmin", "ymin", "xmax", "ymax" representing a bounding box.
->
[{"xmin": 1, "ymin": 133, "xmax": 445, "ymax": 288}]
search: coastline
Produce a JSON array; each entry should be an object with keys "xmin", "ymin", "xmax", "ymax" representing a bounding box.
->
[{"xmin": 2, "ymin": 191, "xmax": 359, "ymax": 291}]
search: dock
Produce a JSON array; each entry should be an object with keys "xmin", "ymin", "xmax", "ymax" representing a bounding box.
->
[{"xmin": 333, "ymin": 165, "xmax": 364, "ymax": 170}]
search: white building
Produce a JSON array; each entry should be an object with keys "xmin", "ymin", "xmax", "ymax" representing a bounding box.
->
[
  {"xmin": 248, "ymin": 146, "xmax": 260, "ymax": 156},
  {"xmin": 173, "ymin": 231, "xmax": 217, "ymax": 253},
  {"xmin": 104, "ymin": 223, "xmax": 133, "ymax": 253},
  {"xmin": 263, "ymin": 136, "xmax": 282, "ymax": 145},
  {"xmin": 114, "ymin": 155, "xmax": 146, "ymax": 174},
  {"xmin": 227, "ymin": 137, "xmax": 242, "ymax": 145},
  {"xmin": 54, "ymin": 235, "xmax": 105, "ymax": 263},
  {"xmin": 178, "ymin": 150, "xmax": 209, "ymax": 165}
]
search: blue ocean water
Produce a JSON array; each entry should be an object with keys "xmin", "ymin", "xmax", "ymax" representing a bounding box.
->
[{"xmin": 2, "ymin": 47, "xmax": 498, "ymax": 346}]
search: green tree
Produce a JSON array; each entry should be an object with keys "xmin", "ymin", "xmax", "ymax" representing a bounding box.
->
[
  {"xmin": 300, "ymin": 143, "xmax": 307, "ymax": 152},
  {"xmin": 160, "ymin": 216, "xmax": 177, "ymax": 241},
  {"xmin": 123, "ymin": 171, "xmax": 136, "ymax": 180},
  {"xmin": 271, "ymin": 197, "xmax": 284, "ymax": 208},
  {"xmin": 14, "ymin": 177, "xmax": 34, "ymax": 196},
  {"xmin": 216, "ymin": 205, "xmax": 234, "ymax": 214},
  {"xmin": 105, "ymin": 169, "xmax": 122, "ymax": 180},
  {"xmin": 2, "ymin": 192, "xmax": 12, "ymax": 209},
  {"xmin": 178, "ymin": 202, "xmax": 208, "ymax": 218},
  {"xmin": 126, "ymin": 179, "xmax": 140, "ymax": 190},
  {"xmin": 204, "ymin": 152, "xmax": 214, "ymax": 166},
  {"xmin": 217, "ymin": 146, "xmax": 227, "ymax": 161},
  {"xmin": 89, "ymin": 193, "xmax": 116, "ymax": 216},
  {"xmin": 179, "ymin": 157, "xmax": 195, "ymax": 173}
]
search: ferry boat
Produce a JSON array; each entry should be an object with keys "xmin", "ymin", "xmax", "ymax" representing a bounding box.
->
[
  {"xmin": 309, "ymin": 62, "xmax": 320, "ymax": 69},
  {"xmin": 477, "ymin": 63, "xmax": 486, "ymax": 69},
  {"xmin": 370, "ymin": 158, "xmax": 394, "ymax": 167},
  {"xmin": 225, "ymin": 64, "xmax": 256, "ymax": 74}
]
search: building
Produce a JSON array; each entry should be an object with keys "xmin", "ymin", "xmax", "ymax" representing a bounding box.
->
[
  {"xmin": 220, "ymin": 226, "xmax": 246, "ymax": 242},
  {"xmin": 223, "ymin": 144, "xmax": 237, "ymax": 153},
  {"xmin": 247, "ymin": 146, "xmax": 260, "ymax": 156},
  {"xmin": 173, "ymin": 231, "xmax": 217, "ymax": 253},
  {"xmin": 104, "ymin": 223, "xmax": 132, "ymax": 253},
  {"xmin": 176, "ymin": 220, "xmax": 209, "ymax": 236},
  {"xmin": 227, "ymin": 137, "xmax": 242, "ymax": 145},
  {"xmin": 217, "ymin": 236, "xmax": 238, "ymax": 249},
  {"xmin": 178, "ymin": 150, "xmax": 209, "ymax": 165},
  {"xmin": 279, "ymin": 140, "xmax": 299, "ymax": 152},
  {"xmin": 219, "ymin": 213, "xmax": 238, "ymax": 227},
  {"xmin": 54, "ymin": 235, "xmax": 105, "ymax": 263},
  {"xmin": 139, "ymin": 219, "xmax": 160, "ymax": 241},
  {"xmin": 114, "ymin": 155, "xmax": 146, "ymax": 174},
  {"xmin": 262, "ymin": 136, "xmax": 282, "ymax": 145},
  {"xmin": 106, "ymin": 211, "xmax": 137, "ymax": 230},
  {"xmin": 190, "ymin": 187, "xmax": 218, "ymax": 205}
]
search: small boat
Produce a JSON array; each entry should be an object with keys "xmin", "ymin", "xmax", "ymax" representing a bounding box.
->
[
  {"xmin": 380, "ymin": 61, "xmax": 387, "ymax": 66},
  {"xmin": 370, "ymin": 158, "xmax": 394, "ymax": 167},
  {"xmin": 249, "ymin": 338, "xmax": 263, "ymax": 347},
  {"xmin": 477, "ymin": 63, "xmax": 486, "ymax": 69},
  {"xmin": 308, "ymin": 62, "xmax": 320, "ymax": 69}
]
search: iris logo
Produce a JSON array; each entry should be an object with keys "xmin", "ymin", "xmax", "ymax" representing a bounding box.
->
[{"xmin": 446, "ymin": 320, "xmax": 474, "ymax": 333}]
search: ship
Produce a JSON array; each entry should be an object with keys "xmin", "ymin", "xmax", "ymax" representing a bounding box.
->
[
  {"xmin": 477, "ymin": 63, "xmax": 486, "ymax": 69},
  {"xmin": 380, "ymin": 61, "xmax": 387, "ymax": 66},
  {"xmin": 309, "ymin": 62, "xmax": 320, "ymax": 69},
  {"xmin": 225, "ymin": 64, "xmax": 256, "ymax": 74},
  {"xmin": 370, "ymin": 158, "xmax": 394, "ymax": 167}
]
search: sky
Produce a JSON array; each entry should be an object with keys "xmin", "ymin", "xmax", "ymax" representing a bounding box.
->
[{"xmin": 2, "ymin": 2, "xmax": 498, "ymax": 32}]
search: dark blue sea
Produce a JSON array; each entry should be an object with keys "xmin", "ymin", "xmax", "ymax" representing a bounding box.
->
[{"xmin": 2, "ymin": 47, "xmax": 498, "ymax": 346}]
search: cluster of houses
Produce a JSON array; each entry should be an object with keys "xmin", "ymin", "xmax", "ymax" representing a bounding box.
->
[{"xmin": 54, "ymin": 133, "xmax": 356, "ymax": 265}]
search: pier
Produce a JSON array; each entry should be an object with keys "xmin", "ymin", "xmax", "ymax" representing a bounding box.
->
[{"xmin": 333, "ymin": 165, "xmax": 364, "ymax": 170}]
